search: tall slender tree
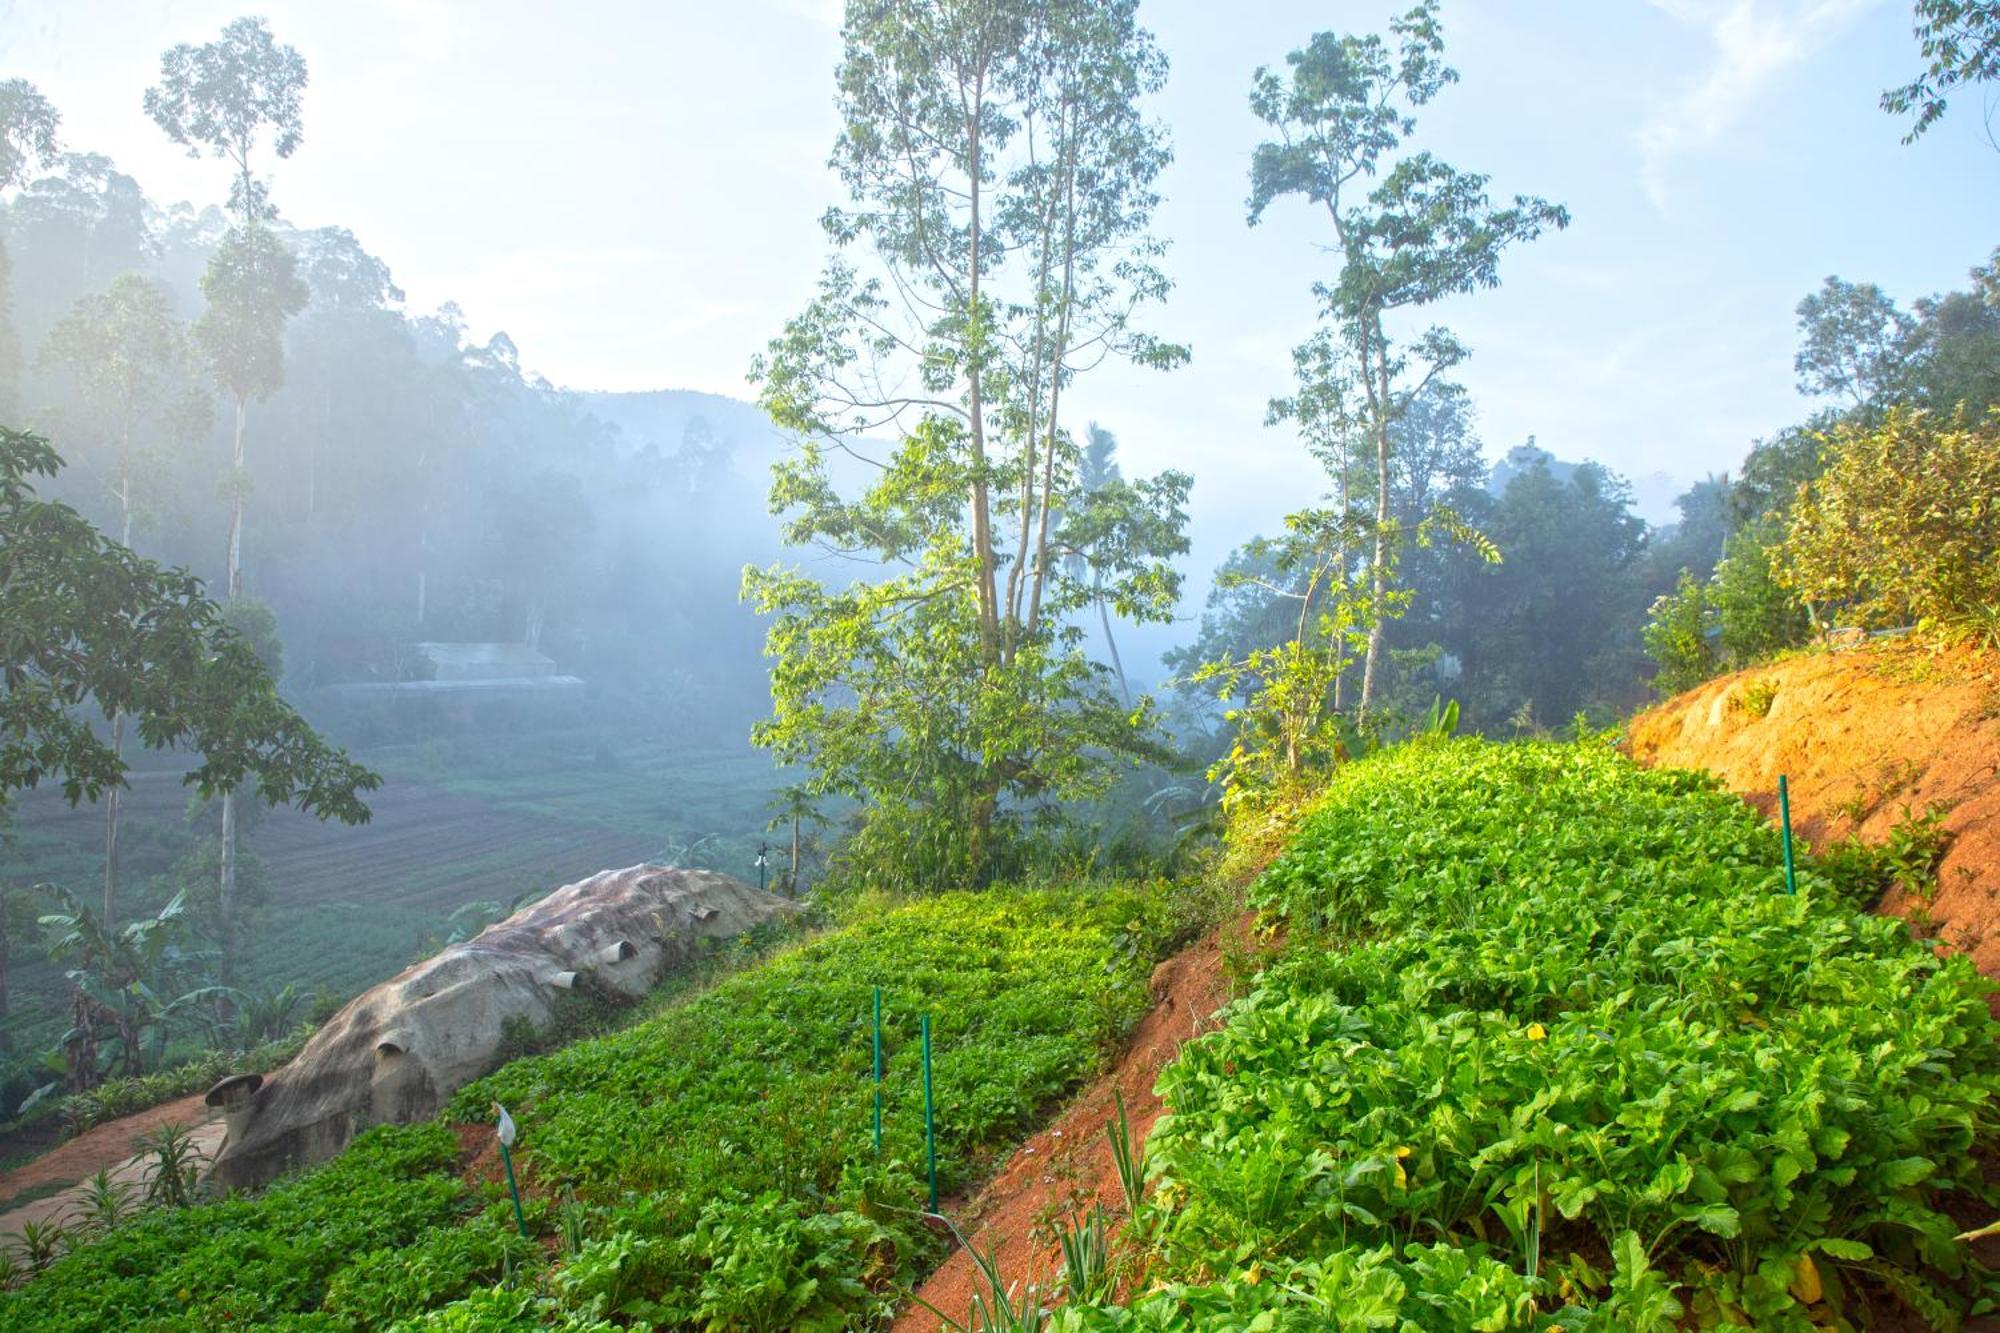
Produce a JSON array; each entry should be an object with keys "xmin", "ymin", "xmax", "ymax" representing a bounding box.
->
[
  {"xmin": 38, "ymin": 273, "xmax": 198, "ymax": 923},
  {"xmin": 748, "ymin": 0, "xmax": 1191, "ymax": 887},
  {"xmin": 0, "ymin": 79, "xmax": 63, "ymax": 419},
  {"xmin": 1248, "ymin": 1, "xmax": 1565, "ymax": 719},
  {"xmin": 145, "ymin": 16, "xmax": 309, "ymax": 988}
]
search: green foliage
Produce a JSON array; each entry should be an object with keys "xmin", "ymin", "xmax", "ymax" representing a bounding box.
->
[
  {"xmin": 1640, "ymin": 569, "xmax": 1716, "ymax": 695},
  {"xmin": 1736, "ymin": 677, "xmax": 1778, "ymax": 719},
  {"xmin": 1882, "ymin": 0, "xmax": 2000, "ymax": 140},
  {"xmin": 1811, "ymin": 803, "xmax": 1957, "ymax": 913},
  {"xmin": 0, "ymin": 1121, "xmax": 466, "ymax": 1330},
  {"xmin": 0, "ymin": 79, "xmax": 62, "ymax": 193},
  {"xmin": 1068, "ymin": 741, "xmax": 2000, "ymax": 1328},
  {"xmin": 747, "ymin": 0, "xmax": 1192, "ymax": 891},
  {"xmin": 195, "ymin": 223, "xmax": 309, "ymax": 405},
  {"xmin": 1782, "ymin": 406, "xmax": 2000, "ymax": 636},
  {"xmin": 4, "ymin": 885, "xmax": 1160, "ymax": 1327},
  {"xmin": 1246, "ymin": 2, "xmax": 1565, "ymax": 722},
  {"xmin": 1711, "ymin": 515, "xmax": 1811, "ymax": 663},
  {"xmin": 142, "ymin": 16, "xmax": 307, "ymax": 224},
  {"xmin": 0, "ymin": 426, "xmax": 378, "ymax": 819}
]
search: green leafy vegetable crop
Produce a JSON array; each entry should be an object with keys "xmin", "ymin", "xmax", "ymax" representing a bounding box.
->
[
  {"xmin": 1, "ymin": 886, "xmax": 1158, "ymax": 1330},
  {"xmin": 1059, "ymin": 740, "xmax": 1998, "ymax": 1330}
]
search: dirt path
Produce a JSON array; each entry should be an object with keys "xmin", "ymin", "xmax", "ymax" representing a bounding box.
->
[
  {"xmin": 0, "ymin": 1093, "xmax": 216, "ymax": 1223},
  {"xmin": 892, "ymin": 923, "xmax": 1243, "ymax": 1331}
]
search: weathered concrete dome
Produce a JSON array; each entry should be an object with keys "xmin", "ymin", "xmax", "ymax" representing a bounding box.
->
[{"xmin": 208, "ymin": 865, "xmax": 796, "ymax": 1190}]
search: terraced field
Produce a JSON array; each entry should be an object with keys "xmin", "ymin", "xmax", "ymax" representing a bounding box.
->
[{"xmin": 4, "ymin": 736, "xmax": 781, "ymax": 1044}]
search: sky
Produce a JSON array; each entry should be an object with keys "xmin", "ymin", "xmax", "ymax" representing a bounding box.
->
[{"xmin": 3, "ymin": 0, "xmax": 1996, "ymax": 571}]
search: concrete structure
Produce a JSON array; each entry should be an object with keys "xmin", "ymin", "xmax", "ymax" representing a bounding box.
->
[{"xmin": 321, "ymin": 641, "xmax": 586, "ymax": 705}]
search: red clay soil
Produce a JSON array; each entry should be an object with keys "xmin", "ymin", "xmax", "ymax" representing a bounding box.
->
[
  {"xmin": 890, "ymin": 922, "xmax": 1246, "ymax": 1332},
  {"xmin": 1629, "ymin": 639, "xmax": 2000, "ymax": 977},
  {"xmin": 0, "ymin": 1092, "xmax": 214, "ymax": 1210}
]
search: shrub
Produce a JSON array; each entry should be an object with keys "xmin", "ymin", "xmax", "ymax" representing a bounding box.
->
[
  {"xmin": 1641, "ymin": 569, "xmax": 1717, "ymax": 694},
  {"xmin": 1782, "ymin": 406, "xmax": 2000, "ymax": 634},
  {"xmin": 1712, "ymin": 515, "xmax": 1810, "ymax": 662}
]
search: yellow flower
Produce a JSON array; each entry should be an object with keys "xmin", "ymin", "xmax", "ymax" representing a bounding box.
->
[{"xmin": 1527, "ymin": 1022, "xmax": 1548, "ymax": 1041}]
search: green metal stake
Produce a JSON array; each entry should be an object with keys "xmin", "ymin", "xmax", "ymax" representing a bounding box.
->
[
  {"xmin": 1778, "ymin": 774, "xmax": 1798, "ymax": 896},
  {"xmin": 921, "ymin": 1013, "xmax": 937, "ymax": 1213},
  {"xmin": 872, "ymin": 987, "xmax": 883, "ymax": 1155},
  {"xmin": 494, "ymin": 1103, "xmax": 528, "ymax": 1238}
]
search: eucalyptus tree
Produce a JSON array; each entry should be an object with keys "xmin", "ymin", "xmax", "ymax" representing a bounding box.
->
[
  {"xmin": 0, "ymin": 79, "xmax": 63, "ymax": 418},
  {"xmin": 1248, "ymin": 1, "xmax": 1566, "ymax": 719},
  {"xmin": 38, "ymin": 274, "xmax": 199, "ymax": 923},
  {"xmin": 748, "ymin": 0, "xmax": 1191, "ymax": 888},
  {"xmin": 146, "ymin": 17, "xmax": 310, "ymax": 985},
  {"xmin": 143, "ymin": 16, "xmax": 305, "ymax": 228}
]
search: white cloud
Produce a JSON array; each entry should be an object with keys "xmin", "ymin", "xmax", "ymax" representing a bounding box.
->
[{"xmin": 1636, "ymin": 0, "xmax": 1879, "ymax": 208}]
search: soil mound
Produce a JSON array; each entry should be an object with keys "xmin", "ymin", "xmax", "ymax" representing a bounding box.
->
[{"xmin": 1629, "ymin": 641, "xmax": 2000, "ymax": 974}]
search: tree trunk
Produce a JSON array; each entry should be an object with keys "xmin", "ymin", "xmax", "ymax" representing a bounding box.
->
[
  {"xmin": 1025, "ymin": 124, "xmax": 1080, "ymax": 641},
  {"xmin": 0, "ymin": 897, "xmax": 12, "ymax": 1055},
  {"xmin": 219, "ymin": 789, "xmax": 238, "ymax": 991},
  {"xmin": 1359, "ymin": 419, "xmax": 1390, "ymax": 718},
  {"xmin": 106, "ymin": 472, "xmax": 133, "ymax": 926},
  {"xmin": 1097, "ymin": 579, "xmax": 1129, "ymax": 707},
  {"xmin": 789, "ymin": 813, "xmax": 800, "ymax": 895},
  {"xmin": 219, "ymin": 392, "xmax": 247, "ymax": 1001},
  {"xmin": 227, "ymin": 395, "xmax": 246, "ymax": 600},
  {"xmin": 964, "ymin": 88, "xmax": 1000, "ymax": 662},
  {"xmin": 1358, "ymin": 333, "xmax": 1392, "ymax": 721},
  {"xmin": 104, "ymin": 712, "xmax": 126, "ymax": 926}
]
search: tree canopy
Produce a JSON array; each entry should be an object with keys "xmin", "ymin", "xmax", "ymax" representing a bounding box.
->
[{"xmin": 0, "ymin": 425, "xmax": 377, "ymax": 821}]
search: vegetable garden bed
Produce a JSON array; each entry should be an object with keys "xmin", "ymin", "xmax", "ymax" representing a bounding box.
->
[
  {"xmin": 1057, "ymin": 739, "xmax": 2000, "ymax": 1330},
  {"xmin": 0, "ymin": 885, "xmax": 1163, "ymax": 1330}
]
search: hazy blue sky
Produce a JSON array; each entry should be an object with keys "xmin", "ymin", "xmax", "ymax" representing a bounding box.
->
[{"xmin": 5, "ymin": 0, "xmax": 1995, "ymax": 558}]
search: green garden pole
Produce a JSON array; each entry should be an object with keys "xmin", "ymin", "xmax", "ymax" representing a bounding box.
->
[
  {"xmin": 1778, "ymin": 774, "xmax": 1798, "ymax": 896},
  {"xmin": 494, "ymin": 1103, "xmax": 528, "ymax": 1238},
  {"xmin": 921, "ymin": 1013, "xmax": 937, "ymax": 1212},
  {"xmin": 872, "ymin": 987, "xmax": 883, "ymax": 1155}
]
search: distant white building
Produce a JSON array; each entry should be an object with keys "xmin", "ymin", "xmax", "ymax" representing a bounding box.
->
[{"xmin": 324, "ymin": 642, "xmax": 585, "ymax": 708}]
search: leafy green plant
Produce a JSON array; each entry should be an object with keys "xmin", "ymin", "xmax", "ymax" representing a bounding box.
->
[
  {"xmin": 3, "ymin": 886, "xmax": 1158, "ymax": 1329},
  {"xmin": 66, "ymin": 1168, "xmax": 136, "ymax": 1238},
  {"xmin": 1735, "ymin": 677, "xmax": 1778, "ymax": 718},
  {"xmin": 6, "ymin": 1219, "xmax": 66, "ymax": 1276},
  {"xmin": 138, "ymin": 1120, "xmax": 208, "ymax": 1209},
  {"xmin": 918, "ymin": 1220, "xmax": 1052, "ymax": 1333},
  {"xmin": 1881, "ymin": 801, "xmax": 1956, "ymax": 899},
  {"xmin": 1642, "ymin": 570, "xmax": 1717, "ymax": 694},
  {"xmin": 1057, "ymin": 1206, "xmax": 1114, "ymax": 1305},
  {"xmin": 1781, "ymin": 406, "xmax": 2000, "ymax": 633},
  {"xmin": 1066, "ymin": 741, "xmax": 2000, "ymax": 1328}
]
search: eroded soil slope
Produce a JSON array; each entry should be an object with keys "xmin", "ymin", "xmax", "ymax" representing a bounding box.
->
[
  {"xmin": 1629, "ymin": 641, "xmax": 2000, "ymax": 974},
  {"xmin": 891, "ymin": 923, "xmax": 1244, "ymax": 1331}
]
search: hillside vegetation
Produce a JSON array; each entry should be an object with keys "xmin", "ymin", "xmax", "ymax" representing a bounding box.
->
[
  {"xmin": 1631, "ymin": 640, "xmax": 2000, "ymax": 978},
  {"xmin": 0, "ymin": 885, "xmax": 1172, "ymax": 1329},
  {"xmin": 1055, "ymin": 740, "xmax": 1999, "ymax": 1329}
]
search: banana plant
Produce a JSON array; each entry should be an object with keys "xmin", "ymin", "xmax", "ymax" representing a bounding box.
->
[{"xmin": 39, "ymin": 886, "xmax": 228, "ymax": 1085}]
